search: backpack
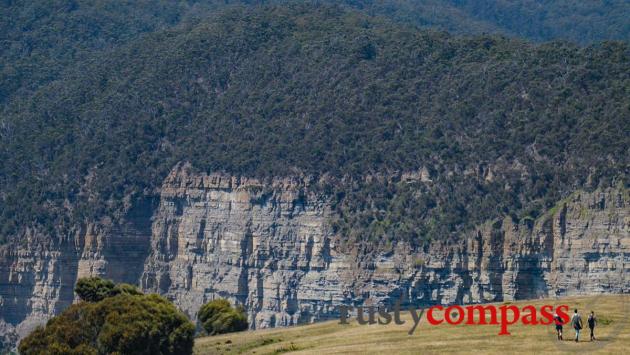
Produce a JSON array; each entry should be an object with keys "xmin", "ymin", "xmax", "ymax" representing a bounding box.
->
[{"xmin": 573, "ymin": 314, "xmax": 582, "ymax": 329}]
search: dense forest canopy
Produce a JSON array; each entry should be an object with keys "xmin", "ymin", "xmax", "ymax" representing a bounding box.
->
[
  {"xmin": 0, "ymin": 3, "xmax": 628, "ymax": 246},
  {"xmin": 2, "ymin": 0, "xmax": 629, "ymax": 105},
  {"xmin": 438, "ymin": 0, "xmax": 630, "ymax": 42}
]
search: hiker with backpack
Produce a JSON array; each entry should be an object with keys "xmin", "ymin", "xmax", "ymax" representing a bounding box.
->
[
  {"xmin": 588, "ymin": 311, "xmax": 597, "ymax": 341},
  {"xmin": 553, "ymin": 312, "xmax": 564, "ymax": 340},
  {"xmin": 571, "ymin": 309, "xmax": 583, "ymax": 342}
]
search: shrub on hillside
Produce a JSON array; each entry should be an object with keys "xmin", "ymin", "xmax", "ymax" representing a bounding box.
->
[
  {"xmin": 19, "ymin": 293, "xmax": 194, "ymax": 355},
  {"xmin": 75, "ymin": 277, "xmax": 116, "ymax": 302},
  {"xmin": 198, "ymin": 299, "xmax": 248, "ymax": 335},
  {"xmin": 75, "ymin": 277, "xmax": 143, "ymax": 302}
]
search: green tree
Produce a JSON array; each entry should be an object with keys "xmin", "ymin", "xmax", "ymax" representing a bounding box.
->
[
  {"xmin": 198, "ymin": 299, "xmax": 248, "ymax": 335},
  {"xmin": 75, "ymin": 277, "xmax": 144, "ymax": 303},
  {"xmin": 113, "ymin": 283, "xmax": 144, "ymax": 297},
  {"xmin": 74, "ymin": 277, "xmax": 117, "ymax": 303},
  {"xmin": 19, "ymin": 293, "xmax": 194, "ymax": 355}
]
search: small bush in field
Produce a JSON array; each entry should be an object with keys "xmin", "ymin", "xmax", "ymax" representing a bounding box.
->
[{"xmin": 198, "ymin": 299, "xmax": 248, "ymax": 335}]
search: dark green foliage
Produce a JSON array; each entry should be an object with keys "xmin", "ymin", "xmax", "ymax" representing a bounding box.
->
[
  {"xmin": 440, "ymin": 0, "xmax": 630, "ymax": 43},
  {"xmin": 2, "ymin": 1, "xmax": 628, "ymax": 105},
  {"xmin": 114, "ymin": 283, "xmax": 144, "ymax": 297},
  {"xmin": 0, "ymin": 0, "xmax": 231, "ymax": 105},
  {"xmin": 0, "ymin": 5, "xmax": 628, "ymax": 247},
  {"xmin": 75, "ymin": 277, "xmax": 143, "ymax": 302},
  {"xmin": 74, "ymin": 277, "xmax": 116, "ymax": 303},
  {"xmin": 198, "ymin": 299, "xmax": 248, "ymax": 335},
  {"xmin": 350, "ymin": 0, "xmax": 630, "ymax": 44},
  {"xmin": 18, "ymin": 293, "xmax": 195, "ymax": 355}
]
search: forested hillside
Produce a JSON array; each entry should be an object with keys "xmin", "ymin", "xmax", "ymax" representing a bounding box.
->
[
  {"xmin": 1, "ymin": 5, "xmax": 628, "ymax": 246},
  {"xmin": 440, "ymin": 0, "xmax": 630, "ymax": 42},
  {"xmin": 3, "ymin": 0, "xmax": 629, "ymax": 105},
  {"xmin": 0, "ymin": 0, "xmax": 207, "ymax": 104}
]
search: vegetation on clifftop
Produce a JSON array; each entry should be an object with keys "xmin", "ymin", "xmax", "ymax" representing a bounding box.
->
[{"xmin": 0, "ymin": 4, "xmax": 628, "ymax": 246}]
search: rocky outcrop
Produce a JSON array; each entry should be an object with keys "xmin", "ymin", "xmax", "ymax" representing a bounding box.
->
[
  {"xmin": 0, "ymin": 207, "xmax": 155, "ymax": 348},
  {"xmin": 140, "ymin": 166, "xmax": 341, "ymax": 328},
  {"xmin": 0, "ymin": 164, "xmax": 628, "ymax": 349}
]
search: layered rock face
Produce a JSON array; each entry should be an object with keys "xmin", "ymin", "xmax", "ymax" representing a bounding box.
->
[
  {"xmin": 0, "ymin": 165, "xmax": 628, "ymax": 348},
  {"xmin": 140, "ymin": 167, "xmax": 341, "ymax": 328}
]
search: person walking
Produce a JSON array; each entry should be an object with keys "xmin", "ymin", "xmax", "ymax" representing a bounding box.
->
[
  {"xmin": 588, "ymin": 311, "xmax": 597, "ymax": 341},
  {"xmin": 571, "ymin": 309, "xmax": 583, "ymax": 342},
  {"xmin": 553, "ymin": 312, "xmax": 563, "ymax": 340}
]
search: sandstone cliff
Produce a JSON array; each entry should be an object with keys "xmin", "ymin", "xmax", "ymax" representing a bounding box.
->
[{"xmin": 0, "ymin": 164, "xmax": 628, "ymax": 348}]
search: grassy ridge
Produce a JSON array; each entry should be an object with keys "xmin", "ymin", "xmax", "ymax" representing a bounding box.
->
[{"xmin": 194, "ymin": 295, "xmax": 630, "ymax": 354}]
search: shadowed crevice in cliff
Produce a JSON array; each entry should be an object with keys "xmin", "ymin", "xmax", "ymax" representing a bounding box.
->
[
  {"xmin": 488, "ymin": 224, "xmax": 505, "ymax": 301},
  {"xmin": 514, "ymin": 256, "xmax": 549, "ymax": 300},
  {"xmin": 237, "ymin": 228, "xmax": 254, "ymax": 306},
  {"xmin": 0, "ymin": 244, "xmax": 36, "ymax": 325},
  {"xmin": 102, "ymin": 197, "xmax": 158, "ymax": 285},
  {"xmin": 53, "ymin": 236, "xmax": 82, "ymax": 316}
]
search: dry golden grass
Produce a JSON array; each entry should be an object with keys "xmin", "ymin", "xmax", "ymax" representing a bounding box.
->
[{"xmin": 194, "ymin": 295, "xmax": 630, "ymax": 354}]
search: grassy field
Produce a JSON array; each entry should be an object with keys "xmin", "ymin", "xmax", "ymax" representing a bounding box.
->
[{"xmin": 194, "ymin": 295, "xmax": 630, "ymax": 354}]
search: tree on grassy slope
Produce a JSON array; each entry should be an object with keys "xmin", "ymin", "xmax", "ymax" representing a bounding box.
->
[{"xmin": 198, "ymin": 299, "xmax": 248, "ymax": 335}]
